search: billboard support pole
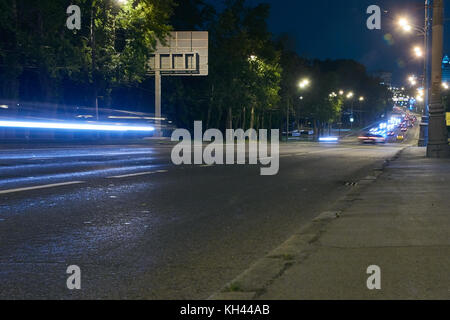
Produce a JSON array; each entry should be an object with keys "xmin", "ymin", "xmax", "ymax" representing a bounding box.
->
[
  {"xmin": 154, "ymin": 52, "xmax": 162, "ymax": 137},
  {"xmin": 155, "ymin": 69, "xmax": 162, "ymax": 137}
]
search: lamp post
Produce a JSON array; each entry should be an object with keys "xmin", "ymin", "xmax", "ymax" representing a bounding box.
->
[
  {"xmin": 346, "ymin": 92, "xmax": 354, "ymax": 129},
  {"xmin": 427, "ymin": 0, "xmax": 450, "ymax": 157},
  {"xmin": 397, "ymin": 2, "xmax": 431, "ymax": 146},
  {"xmin": 288, "ymin": 79, "xmax": 310, "ymax": 141}
]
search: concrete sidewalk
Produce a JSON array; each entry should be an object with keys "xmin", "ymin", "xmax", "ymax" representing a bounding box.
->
[{"xmin": 212, "ymin": 147, "xmax": 450, "ymax": 300}]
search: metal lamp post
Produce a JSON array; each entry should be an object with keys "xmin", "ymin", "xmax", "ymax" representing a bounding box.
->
[{"xmin": 427, "ymin": 0, "xmax": 450, "ymax": 157}]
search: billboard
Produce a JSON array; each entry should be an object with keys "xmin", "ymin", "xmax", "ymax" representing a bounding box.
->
[{"xmin": 148, "ymin": 31, "xmax": 208, "ymax": 76}]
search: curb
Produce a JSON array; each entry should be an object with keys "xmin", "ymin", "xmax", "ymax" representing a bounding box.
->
[{"xmin": 209, "ymin": 147, "xmax": 407, "ymax": 300}]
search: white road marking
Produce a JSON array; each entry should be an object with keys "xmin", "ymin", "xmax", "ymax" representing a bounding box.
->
[
  {"xmin": 0, "ymin": 181, "xmax": 85, "ymax": 195},
  {"xmin": 108, "ymin": 169, "xmax": 168, "ymax": 179},
  {"xmin": 108, "ymin": 171, "xmax": 156, "ymax": 179}
]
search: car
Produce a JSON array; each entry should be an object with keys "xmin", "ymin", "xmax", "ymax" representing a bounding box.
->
[
  {"xmin": 387, "ymin": 131, "xmax": 395, "ymax": 136},
  {"xmin": 397, "ymin": 134, "xmax": 404, "ymax": 141},
  {"xmin": 401, "ymin": 127, "xmax": 408, "ymax": 132},
  {"xmin": 358, "ymin": 133, "xmax": 386, "ymax": 144}
]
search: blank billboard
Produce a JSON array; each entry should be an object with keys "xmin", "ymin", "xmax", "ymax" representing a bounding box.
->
[{"xmin": 148, "ymin": 31, "xmax": 208, "ymax": 76}]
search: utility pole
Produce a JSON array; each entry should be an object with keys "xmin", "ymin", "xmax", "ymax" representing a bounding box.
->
[
  {"xmin": 427, "ymin": 0, "xmax": 450, "ymax": 157},
  {"xmin": 286, "ymin": 100, "xmax": 290, "ymax": 142}
]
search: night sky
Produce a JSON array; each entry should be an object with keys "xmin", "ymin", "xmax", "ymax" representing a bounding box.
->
[{"xmin": 215, "ymin": 0, "xmax": 450, "ymax": 86}]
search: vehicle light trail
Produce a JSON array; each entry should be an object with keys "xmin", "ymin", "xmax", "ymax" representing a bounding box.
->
[{"xmin": 0, "ymin": 120, "xmax": 155, "ymax": 132}]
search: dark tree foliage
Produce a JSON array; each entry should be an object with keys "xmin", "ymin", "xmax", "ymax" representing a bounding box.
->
[{"xmin": 0, "ymin": 0, "xmax": 392, "ymax": 134}]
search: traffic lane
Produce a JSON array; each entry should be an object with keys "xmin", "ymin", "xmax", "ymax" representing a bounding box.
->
[
  {"xmin": 0, "ymin": 145, "xmax": 403, "ymax": 299},
  {"xmin": 0, "ymin": 142, "xmax": 358, "ymax": 191},
  {"xmin": 0, "ymin": 141, "xmax": 389, "ymax": 192},
  {"xmin": 0, "ymin": 145, "xmax": 175, "ymax": 191}
]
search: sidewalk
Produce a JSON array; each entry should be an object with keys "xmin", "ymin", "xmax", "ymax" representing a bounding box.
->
[{"xmin": 212, "ymin": 147, "xmax": 450, "ymax": 300}]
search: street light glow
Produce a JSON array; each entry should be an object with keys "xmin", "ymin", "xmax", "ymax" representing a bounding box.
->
[
  {"xmin": 359, "ymin": 96, "xmax": 365, "ymax": 102},
  {"xmin": 299, "ymin": 78, "xmax": 310, "ymax": 89},
  {"xmin": 346, "ymin": 92, "xmax": 354, "ymax": 99},
  {"xmin": 398, "ymin": 18, "xmax": 412, "ymax": 32},
  {"xmin": 398, "ymin": 18, "xmax": 408, "ymax": 27},
  {"xmin": 413, "ymin": 46, "xmax": 423, "ymax": 58},
  {"xmin": 408, "ymin": 75, "xmax": 418, "ymax": 86}
]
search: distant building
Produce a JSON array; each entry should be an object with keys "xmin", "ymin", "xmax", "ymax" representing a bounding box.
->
[
  {"xmin": 442, "ymin": 55, "xmax": 450, "ymax": 83},
  {"xmin": 373, "ymin": 71, "xmax": 392, "ymax": 87}
]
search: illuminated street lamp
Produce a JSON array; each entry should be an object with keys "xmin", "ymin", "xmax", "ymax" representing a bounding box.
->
[
  {"xmin": 413, "ymin": 46, "xmax": 424, "ymax": 58},
  {"xmin": 396, "ymin": 10, "xmax": 431, "ymax": 147},
  {"xmin": 299, "ymin": 78, "xmax": 310, "ymax": 89},
  {"xmin": 442, "ymin": 82, "xmax": 449, "ymax": 90},
  {"xmin": 408, "ymin": 75, "xmax": 418, "ymax": 86},
  {"xmin": 287, "ymin": 78, "xmax": 310, "ymax": 141},
  {"xmin": 398, "ymin": 18, "xmax": 413, "ymax": 32},
  {"xmin": 398, "ymin": 17, "xmax": 425, "ymax": 35},
  {"xmin": 359, "ymin": 96, "xmax": 365, "ymax": 102}
]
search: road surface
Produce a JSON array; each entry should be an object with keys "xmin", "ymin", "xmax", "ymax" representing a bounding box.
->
[{"xmin": 0, "ymin": 132, "xmax": 416, "ymax": 299}]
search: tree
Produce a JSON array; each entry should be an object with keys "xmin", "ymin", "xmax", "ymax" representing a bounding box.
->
[{"xmin": 0, "ymin": 0, "xmax": 174, "ymax": 110}]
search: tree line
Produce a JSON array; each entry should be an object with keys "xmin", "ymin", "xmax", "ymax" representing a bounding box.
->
[{"xmin": 0, "ymin": 0, "xmax": 392, "ymax": 134}]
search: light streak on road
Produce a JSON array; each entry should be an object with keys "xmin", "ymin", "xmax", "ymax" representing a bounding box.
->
[{"xmin": 0, "ymin": 120, "xmax": 155, "ymax": 132}]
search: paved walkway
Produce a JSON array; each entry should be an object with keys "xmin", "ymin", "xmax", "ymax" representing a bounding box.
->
[
  {"xmin": 259, "ymin": 147, "xmax": 450, "ymax": 299},
  {"xmin": 212, "ymin": 146, "xmax": 450, "ymax": 300}
]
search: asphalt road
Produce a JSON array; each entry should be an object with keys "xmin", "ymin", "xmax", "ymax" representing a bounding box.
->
[{"xmin": 0, "ymin": 133, "xmax": 415, "ymax": 299}]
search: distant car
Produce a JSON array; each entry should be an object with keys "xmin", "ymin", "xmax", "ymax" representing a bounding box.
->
[
  {"xmin": 358, "ymin": 133, "xmax": 386, "ymax": 144},
  {"xmin": 401, "ymin": 127, "xmax": 408, "ymax": 132},
  {"xmin": 301, "ymin": 129, "xmax": 314, "ymax": 135},
  {"xmin": 387, "ymin": 131, "xmax": 395, "ymax": 136},
  {"xmin": 397, "ymin": 134, "xmax": 404, "ymax": 141}
]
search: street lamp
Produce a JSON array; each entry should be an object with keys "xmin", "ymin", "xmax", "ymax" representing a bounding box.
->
[
  {"xmin": 299, "ymin": 78, "xmax": 310, "ymax": 89},
  {"xmin": 346, "ymin": 92, "xmax": 355, "ymax": 128},
  {"xmin": 398, "ymin": 17, "xmax": 425, "ymax": 35},
  {"xmin": 408, "ymin": 75, "xmax": 418, "ymax": 86},
  {"xmin": 413, "ymin": 46, "xmax": 424, "ymax": 58},
  {"xmin": 398, "ymin": 18, "xmax": 413, "ymax": 32},
  {"xmin": 396, "ymin": 6, "xmax": 431, "ymax": 147},
  {"xmin": 286, "ymin": 78, "xmax": 311, "ymax": 141}
]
